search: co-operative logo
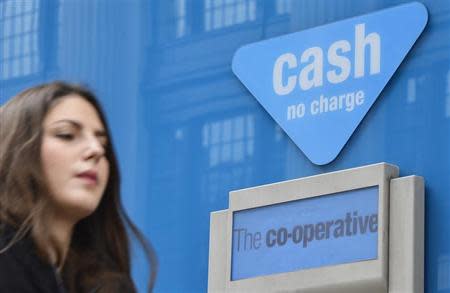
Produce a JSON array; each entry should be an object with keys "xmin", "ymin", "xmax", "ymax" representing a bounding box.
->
[{"xmin": 232, "ymin": 2, "xmax": 428, "ymax": 165}]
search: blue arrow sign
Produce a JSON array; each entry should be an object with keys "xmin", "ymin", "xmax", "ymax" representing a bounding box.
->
[{"xmin": 232, "ymin": 2, "xmax": 428, "ymax": 165}]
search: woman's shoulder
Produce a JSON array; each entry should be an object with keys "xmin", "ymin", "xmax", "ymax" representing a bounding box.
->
[
  {"xmin": 75, "ymin": 271, "xmax": 136, "ymax": 293},
  {"xmin": 0, "ymin": 223, "xmax": 34, "ymax": 262},
  {"xmin": 0, "ymin": 223, "xmax": 62, "ymax": 292},
  {"xmin": 94, "ymin": 274, "xmax": 136, "ymax": 293},
  {"xmin": 0, "ymin": 222, "xmax": 15, "ymax": 244}
]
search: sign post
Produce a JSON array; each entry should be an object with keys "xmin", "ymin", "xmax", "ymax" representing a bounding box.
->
[{"xmin": 208, "ymin": 163, "xmax": 424, "ymax": 293}]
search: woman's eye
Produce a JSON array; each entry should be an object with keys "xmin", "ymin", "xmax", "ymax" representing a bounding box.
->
[{"xmin": 55, "ymin": 133, "xmax": 74, "ymax": 140}]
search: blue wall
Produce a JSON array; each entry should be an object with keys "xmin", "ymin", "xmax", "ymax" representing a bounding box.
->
[{"xmin": 1, "ymin": 0, "xmax": 449, "ymax": 292}]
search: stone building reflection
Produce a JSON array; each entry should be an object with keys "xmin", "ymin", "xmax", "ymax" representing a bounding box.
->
[
  {"xmin": 0, "ymin": 0, "xmax": 40, "ymax": 80},
  {"xmin": 1, "ymin": 0, "xmax": 58, "ymax": 103},
  {"xmin": 0, "ymin": 0, "xmax": 41, "ymax": 82},
  {"xmin": 140, "ymin": 0, "xmax": 295, "ymax": 212}
]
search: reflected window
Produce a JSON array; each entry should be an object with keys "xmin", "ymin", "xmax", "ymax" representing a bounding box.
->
[
  {"xmin": 202, "ymin": 114, "xmax": 254, "ymax": 167},
  {"xmin": 275, "ymin": 0, "xmax": 292, "ymax": 15},
  {"xmin": 446, "ymin": 70, "xmax": 450, "ymax": 118},
  {"xmin": 0, "ymin": 0, "xmax": 40, "ymax": 80},
  {"xmin": 438, "ymin": 254, "xmax": 450, "ymax": 290},
  {"xmin": 407, "ymin": 78, "xmax": 416, "ymax": 104},
  {"xmin": 153, "ymin": 0, "xmax": 190, "ymax": 42},
  {"xmin": 201, "ymin": 114, "xmax": 255, "ymax": 203},
  {"xmin": 175, "ymin": 0, "xmax": 187, "ymax": 38},
  {"xmin": 204, "ymin": 0, "xmax": 257, "ymax": 32}
]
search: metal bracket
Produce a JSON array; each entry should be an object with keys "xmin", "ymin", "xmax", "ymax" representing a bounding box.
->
[{"xmin": 389, "ymin": 176, "xmax": 424, "ymax": 293}]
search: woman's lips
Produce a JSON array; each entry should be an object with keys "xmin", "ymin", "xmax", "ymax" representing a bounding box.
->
[{"xmin": 76, "ymin": 171, "xmax": 98, "ymax": 185}]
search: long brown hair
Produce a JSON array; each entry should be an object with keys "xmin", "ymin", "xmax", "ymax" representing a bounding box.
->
[{"xmin": 0, "ymin": 81, "xmax": 157, "ymax": 292}]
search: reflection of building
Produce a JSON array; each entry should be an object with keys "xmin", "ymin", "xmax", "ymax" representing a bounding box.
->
[
  {"xmin": 438, "ymin": 254, "xmax": 450, "ymax": 290},
  {"xmin": 140, "ymin": 0, "xmax": 295, "ymax": 209},
  {"xmin": 446, "ymin": 70, "xmax": 450, "ymax": 118},
  {"xmin": 138, "ymin": 2, "xmax": 295, "ymax": 290},
  {"xmin": 291, "ymin": 0, "xmax": 381, "ymax": 30},
  {"xmin": 0, "ymin": 0, "xmax": 41, "ymax": 80},
  {"xmin": 0, "ymin": 0, "xmax": 60, "ymax": 104},
  {"xmin": 200, "ymin": 114, "xmax": 255, "ymax": 203}
]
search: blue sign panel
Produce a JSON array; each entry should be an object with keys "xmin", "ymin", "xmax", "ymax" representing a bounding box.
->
[
  {"xmin": 231, "ymin": 186, "xmax": 379, "ymax": 280},
  {"xmin": 232, "ymin": 2, "xmax": 428, "ymax": 165}
]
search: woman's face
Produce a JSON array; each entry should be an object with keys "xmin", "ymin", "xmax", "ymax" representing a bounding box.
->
[{"xmin": 40, "ymin": 95, "xmax": 109, "ymax": 220}]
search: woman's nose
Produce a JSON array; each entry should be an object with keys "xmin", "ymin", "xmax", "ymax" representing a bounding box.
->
[{"xmin": 83, "ymin": 136, "xmax": 105, "ymax": 160}]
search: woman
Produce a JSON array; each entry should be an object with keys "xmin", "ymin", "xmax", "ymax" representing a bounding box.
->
[{"xmin": 0, "ymin": 81, "xmax": 157, "ymax": 292}]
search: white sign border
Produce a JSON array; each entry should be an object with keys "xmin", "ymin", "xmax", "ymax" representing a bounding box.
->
[{"xmin": 225, "ymin": 163, "xmax": 399, "ymax": 293}]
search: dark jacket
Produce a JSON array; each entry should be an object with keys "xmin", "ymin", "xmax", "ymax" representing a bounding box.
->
[
  {"xmin": 0, "ymin": 225, "xmax": 65, "ymax": 293},
  {"xmin": 0, "ymin": 225, "xmax": 137, "ymax": 293}
]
